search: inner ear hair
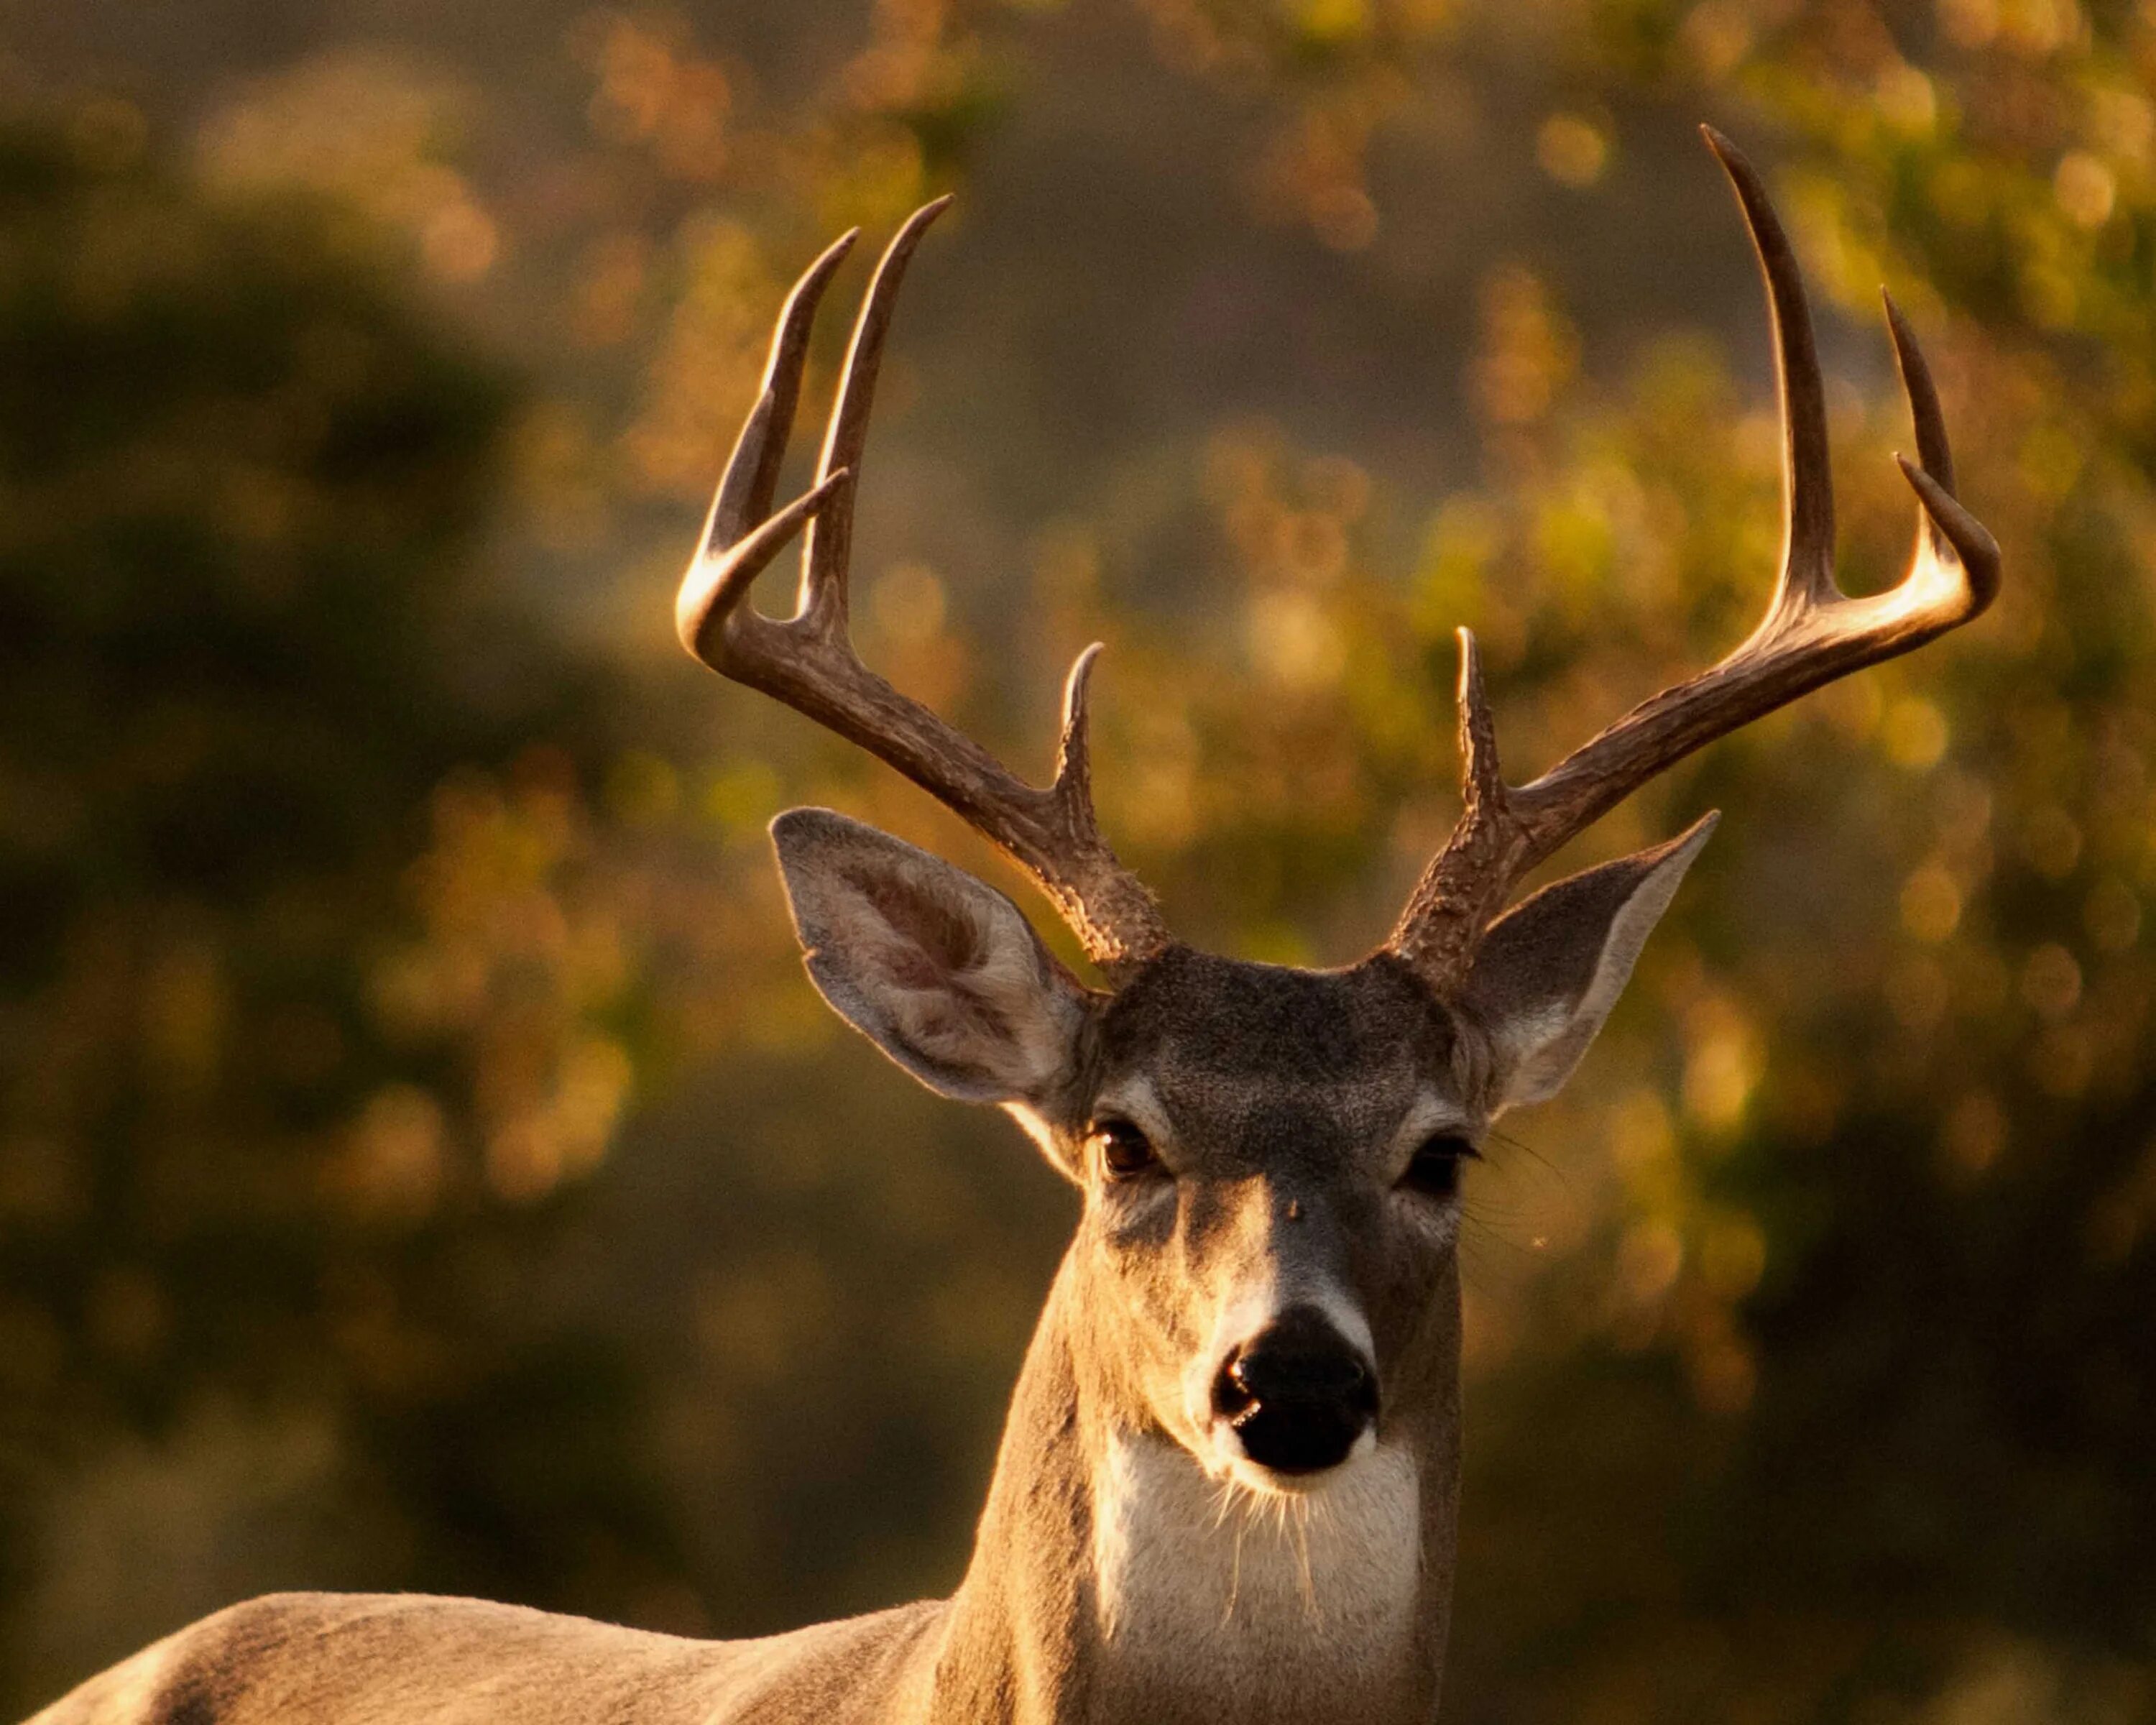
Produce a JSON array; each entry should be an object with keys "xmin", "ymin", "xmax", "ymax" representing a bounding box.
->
[{"xmin": 772, "ymin": 808, "xmax": 1092, "ymax": 1108}]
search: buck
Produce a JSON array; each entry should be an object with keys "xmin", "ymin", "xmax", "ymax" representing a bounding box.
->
[{"xmin": 29, "ymin": 128, "xmax": 1996, "ymax": 1725}]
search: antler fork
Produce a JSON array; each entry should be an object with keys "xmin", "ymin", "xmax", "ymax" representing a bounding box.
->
[
  {"xmin": 674, "ymin": 200, "xmax": 1171, "ymax": 979},
  {"xmin": 1388, "ymin": 126, "xmax": 2002, "ymax": 985}
]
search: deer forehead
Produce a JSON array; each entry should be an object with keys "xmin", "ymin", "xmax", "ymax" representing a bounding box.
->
[{"xmin": 1086, "ymin": 949, "xmax": 1481, "ymax": 1153}]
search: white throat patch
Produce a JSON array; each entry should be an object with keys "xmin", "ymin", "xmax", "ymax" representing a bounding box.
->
[{"xmin": 1089, "ymin": 1431, "xmax": 1422, "ymax": 1713}]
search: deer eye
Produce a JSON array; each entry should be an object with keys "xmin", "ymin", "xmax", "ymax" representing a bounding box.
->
[
  {"xmin": 1399, "ymin": 1132, "xmax": 1480, "ymax": 1201},
  {"xmin": 1094, "ymin": 1119, "xmax": 1161, "ymax": 1182}
]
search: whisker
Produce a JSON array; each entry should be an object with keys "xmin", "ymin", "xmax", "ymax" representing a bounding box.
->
[
  {"xmin": 1223, "ymin": 1509, "xmax": 1248, "ymax": 1627},
  {"xmin": 1292, "ymin": 1497, "xmax": 1320, "ymax": 1624}
]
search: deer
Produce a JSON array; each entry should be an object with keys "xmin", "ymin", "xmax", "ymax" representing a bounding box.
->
[{"xmin": 26, "ymin": 126, "xmax": 1996, "ymax": 1725}]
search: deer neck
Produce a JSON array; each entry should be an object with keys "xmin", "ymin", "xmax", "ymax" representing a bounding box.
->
[{"xmin": 926, "ymin": 1252, "xmax": 1462, "ymax": 1725}]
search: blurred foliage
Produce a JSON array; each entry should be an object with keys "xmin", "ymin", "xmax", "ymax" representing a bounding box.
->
[
  {"xmin": 0, "ymin": 121, "xmax": 694, "ymax": 1697},
  {"xmin": 5, "ymin": 0, "xmax": 2156, "ymax": 1721}
]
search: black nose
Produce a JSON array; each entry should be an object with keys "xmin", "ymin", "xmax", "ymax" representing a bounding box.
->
[{"xmin": 1212, "ymin": 1305, "xmax": 1378, "ymax": 1475}]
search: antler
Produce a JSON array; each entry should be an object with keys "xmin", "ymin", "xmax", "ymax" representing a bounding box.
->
[
  {"xmin": 675, "ymin": 199, "xmax": 1171, "ymax": 979},
  {"xmin": 1390, "ymin": 126, "xmax": 2001, "ymax": 985}
]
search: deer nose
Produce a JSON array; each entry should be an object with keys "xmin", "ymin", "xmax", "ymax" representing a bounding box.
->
[{"xmin": 1211, "ymin": 1305, "xmax": 1378, "ymax": 1476}]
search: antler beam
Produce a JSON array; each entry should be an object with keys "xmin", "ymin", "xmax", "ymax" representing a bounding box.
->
[
  {"xmin": 1388, "ymin": 126, "xmax": 2001, "ymax": 985},
  {"xmin": 675, "ymin": 200, "xmax": 1171, "ymax": 979}
]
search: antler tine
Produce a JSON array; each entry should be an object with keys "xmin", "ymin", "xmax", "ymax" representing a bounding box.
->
[
  {"xmin": 1707, "ymin": 126, "xmax": 1838, "ymax": 622},
  {"xmin": 1052, "ymin": 643, "xmax": 1104, "ymax": 810},
  {"xmin": 676, "ymin": 203, "xmax": 1172, "ymax": 980},
  {"xmin": 1391, "ymin": 126, "xmax": 2001, "ymax": 985},
  {"xmin": 1389, "ymin": 629, "xmax": 1530, "ymax": 973},
  {"xmin": 1886, "ymin": 290, "xmax": 2001, "ymax": 607},
  {"xmin": 799, "ymin": 196, "xmax": 954, "ymax": 627},
  {"xmin": 677, "ymin": 230, "xmax": 857, "ymax": 660}
]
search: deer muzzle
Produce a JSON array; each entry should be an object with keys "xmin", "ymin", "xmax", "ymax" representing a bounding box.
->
[{"xmin": 1211, "ymin": 1304, "xmax": 1378, "ymax": 1476}]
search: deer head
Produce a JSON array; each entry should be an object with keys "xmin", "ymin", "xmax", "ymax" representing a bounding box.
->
[{"xmin": 675, "ymin": 129, "xmax": 1998, "ymax": 1499}]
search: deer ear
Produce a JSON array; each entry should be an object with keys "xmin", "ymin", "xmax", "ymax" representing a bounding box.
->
[
  {"xmin": 770, "ymin": 808, "xmax": 1090, "ymax": 1106},
  {"xmin": 1459, "ymin": 814, "xmax": 1716, "ymax": 1113}
]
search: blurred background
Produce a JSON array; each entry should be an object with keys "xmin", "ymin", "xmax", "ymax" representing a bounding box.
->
[{"xmin": 0, "ymin": 0, "xmax": 2150, "ymax": 1719}]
